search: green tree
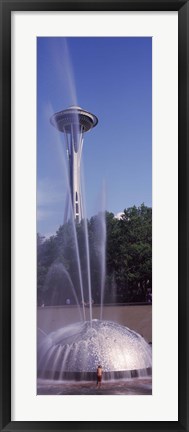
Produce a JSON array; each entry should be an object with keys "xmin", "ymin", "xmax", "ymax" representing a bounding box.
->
[{"xmin": 37, "ymin": 204, "xmax": 152, "ymax": 306}]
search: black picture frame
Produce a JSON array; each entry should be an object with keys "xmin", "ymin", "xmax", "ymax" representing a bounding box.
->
[{"xmin": 0, "ymin": 0, "xmax": 189, "ymax": 431}]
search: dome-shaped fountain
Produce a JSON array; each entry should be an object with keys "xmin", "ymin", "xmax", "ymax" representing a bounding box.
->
[{"xmin": 38, "ymin": 319, "xmax": 152, "ymax": 381}]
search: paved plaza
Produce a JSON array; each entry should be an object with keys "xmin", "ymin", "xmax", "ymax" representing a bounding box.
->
[{"xmin": 37, "ymin": 377, "xmax": 152, "ymax": 395}]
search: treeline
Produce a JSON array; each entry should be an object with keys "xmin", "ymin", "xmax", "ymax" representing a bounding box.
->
[{"xmin": 37, "ymin": 204, "xmax": 152, "ymax": 306}]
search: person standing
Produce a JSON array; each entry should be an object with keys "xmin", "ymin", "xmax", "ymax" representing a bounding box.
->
[{"xmin": 96, "ymin": 365, "xmax": 103, "ymax": 388}]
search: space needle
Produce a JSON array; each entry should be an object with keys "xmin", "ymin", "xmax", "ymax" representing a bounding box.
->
[{"xmin": 50, "ymin": 106, "xmax": 98, "ymax": 223}]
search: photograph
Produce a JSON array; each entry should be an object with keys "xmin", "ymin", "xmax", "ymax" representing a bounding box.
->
[{"xmin": 37, "ymin": 36, "xmax": 152, "ymax": 396}]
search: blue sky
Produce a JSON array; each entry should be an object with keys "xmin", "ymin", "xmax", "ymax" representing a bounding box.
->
[{"xmin": 37, "ymin": 37, "xmax": 152, "ymax": 237}]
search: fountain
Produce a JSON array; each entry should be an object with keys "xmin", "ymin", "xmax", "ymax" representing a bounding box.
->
[
  {"xmin": 38, "ymin": 320, "xmax": 152, "ymax": 381},
  {"xmin": 37, "ymin": 105, "xmax": 152, "ymax": 383}
]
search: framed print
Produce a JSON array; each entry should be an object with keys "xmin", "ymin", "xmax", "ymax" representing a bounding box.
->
[{"xmin": 0, "ymin": 0, "xmax": 189, "ymax": 431}]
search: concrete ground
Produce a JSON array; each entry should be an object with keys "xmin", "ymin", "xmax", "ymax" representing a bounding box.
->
[{"xmin": 37, "ymin": 377, "xmax": 152, "ymax": 395}]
